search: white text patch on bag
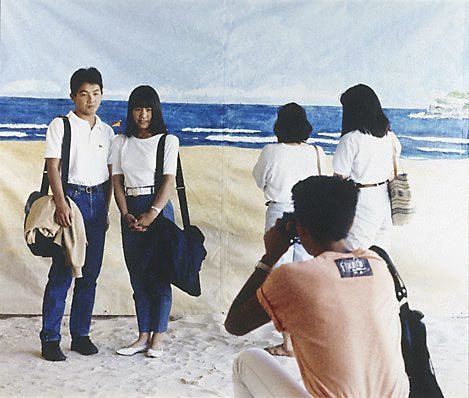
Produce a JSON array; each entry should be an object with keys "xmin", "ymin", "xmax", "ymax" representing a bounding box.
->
[{"xmin": 334, "ymin": 258, "xmax": 373, "ymax": 278}]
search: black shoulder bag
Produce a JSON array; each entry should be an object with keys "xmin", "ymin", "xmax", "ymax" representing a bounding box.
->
[
  {"xmin": 152, "ymin": 134, "xmax": 207, "ymax": 296},
  {"xmin": 370, "ymin": 246, "xmax": 444, "ymax": 398},
  {"xmin": 24, "ymin": 116, "xmax": 71, "ymax": 257}
]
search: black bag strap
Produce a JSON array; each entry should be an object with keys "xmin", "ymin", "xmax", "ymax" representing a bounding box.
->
[
  {"xmin": 39, "ymin": 116, "xmax": 71, "ymax": 194},
  {"xmin": 369, "ymin": 245, "xmax": 408, "ymax": 302},
  {"xmin": 155, "ymin": 134, "xmax": 191, "ymax": 228}
]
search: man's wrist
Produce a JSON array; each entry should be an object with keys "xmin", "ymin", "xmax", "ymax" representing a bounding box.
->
[{"xmin": 260, "ymin": 253, "xmax": 277, "ymax": 268}]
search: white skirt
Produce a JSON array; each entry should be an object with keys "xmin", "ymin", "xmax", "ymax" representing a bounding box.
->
[{"xmin": 345, "ymin": 184, "xmax": 392, "ymax": 251}]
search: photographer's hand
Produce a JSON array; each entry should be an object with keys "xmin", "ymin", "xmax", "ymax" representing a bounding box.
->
[{"xmin": 262, "ymin": 219, "xmax": 292, "ymax": 267}]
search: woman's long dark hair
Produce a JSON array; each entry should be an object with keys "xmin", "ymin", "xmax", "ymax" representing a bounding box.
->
[
  {"xmin": 125, "ymin": 85, "xmax": 167, "ymax": 137},
  {"xmin": 340, "ymin": 84, "xmax": 390, "ymax": 138}
]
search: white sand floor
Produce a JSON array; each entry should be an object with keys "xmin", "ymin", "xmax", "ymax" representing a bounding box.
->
[{"xmin": 0, "ymin": 313, "xmax": 467, "ymax": 397}]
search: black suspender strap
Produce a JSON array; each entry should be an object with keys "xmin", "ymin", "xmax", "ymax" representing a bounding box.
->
[
  {"xmin": 60, "ymin": 116, "xmax": 72, "ymax": 192},
  {"xmin": 39, "ymin": 116, "xmax": 71, "ymax": 194},
  {"xmin": 155, "ymin": 134, "xmax": 191, "ymax": 229},
  {"xmin": 369, "ymin": 245, "xmax": 408, "ymax": 302}
]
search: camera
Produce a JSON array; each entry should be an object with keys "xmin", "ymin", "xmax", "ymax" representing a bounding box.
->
[{"xmin": 277, "ymin": 212, "xmax": 300, "ymax": 244}]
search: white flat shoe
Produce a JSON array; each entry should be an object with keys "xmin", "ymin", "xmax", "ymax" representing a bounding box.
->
[
  {"xmin": 146, "ymin": 348, "xmax": 164, "ymax": 358},
  {"xmin": 116, "ymin": 344, "xmax": 149, "ymax": 356}
]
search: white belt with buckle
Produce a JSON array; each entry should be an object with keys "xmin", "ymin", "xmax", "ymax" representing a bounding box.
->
[{"xmin": 125, "ymin": 186, "xmax": 155, "ymax": 197}]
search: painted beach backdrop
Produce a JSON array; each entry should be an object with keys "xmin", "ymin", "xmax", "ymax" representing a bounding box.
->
[
  {"xmin": 1, "ymin": 95, "xmax": 468, "ymax": 158},
  {"xmin": 0, "ymin": 1, "xmax": 467, "ymax": 396}
]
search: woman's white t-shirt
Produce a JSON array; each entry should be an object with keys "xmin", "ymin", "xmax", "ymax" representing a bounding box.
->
[
  {"xmin": 111, "ymin": 133, "xmax": 179, "ymax": 187},
  {"xmin": 252, "ymin": 143, "xmax": 326, "ymax": 204},
  {"xmin": 333, "ymin": 130, "xmax": 401, "ymax": 184}
]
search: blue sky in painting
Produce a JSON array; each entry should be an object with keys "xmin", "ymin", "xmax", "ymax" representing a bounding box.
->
[{"xmin": 0, "ymin": 0, "xmax": 466, "ymax": 107}]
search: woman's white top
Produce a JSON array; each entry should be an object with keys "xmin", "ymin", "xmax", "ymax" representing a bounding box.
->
[
  {"xmin": 111, "ymin": 133, "xmax": 179, "ymax": 188},
  {"xmin": 252, "ymin": 143, "xmax": 326, "ymax": 204},
  {"xmin": 333, "ymin": 130, "xmax": 401, "ymax": 184}
]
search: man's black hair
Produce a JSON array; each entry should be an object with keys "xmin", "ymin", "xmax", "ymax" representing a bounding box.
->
[
  {"xmin": 125, "ymin": 85, "xmax": 167, "ymax": 137},
  {"xmin": 340, "ymin": 84, "xmax": 390, "ymax": 138},
  {"xmin": 292, "ymin": 176, "xmax": 359, "ymax": 244},
  {"xmin": 70, "ymin": 67, "xmax": 103, "ymax": 96},
  {"xmin": 273, "ymin": 102, "xmax": 312, "ymax": 143}
]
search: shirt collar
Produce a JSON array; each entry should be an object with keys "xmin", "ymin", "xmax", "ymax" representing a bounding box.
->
[{"xmin": 67, "ymin": 110, "xmax": 102, "ymax": 129}]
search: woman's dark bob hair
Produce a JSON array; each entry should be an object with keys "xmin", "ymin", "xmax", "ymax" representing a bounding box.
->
[
  {"xmin": 340, "ymin": 84, "xmax": 390, "ymax": 138},
  {"xmin": 273, "ymin": 102, "xmax": 312, "ymax": 143},
  {"xmin": 125, "ymin": 85, "xmax": 167, "ymax": 137}
]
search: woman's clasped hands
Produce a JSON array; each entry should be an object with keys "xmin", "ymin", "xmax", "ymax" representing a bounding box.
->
[{"xmin": 124, "ymin": 211, "xmax": 158, "ymax": 232}]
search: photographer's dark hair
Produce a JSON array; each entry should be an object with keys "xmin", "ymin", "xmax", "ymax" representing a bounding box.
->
[
  {"xmin": 273, "ymin": 102, "xmax": 312, "ymax": 143},
  {"xmin": 292, "ymin": 176, "xmax": 358, "ymax": 244},
  {"xmin": 70, "ymin": 67, "xmax": 103, "ymax": 96},
  {"xmin": 125, "ymin": 85, "xmax": 167, "ymax": 137},
  {"xmin": 340, "ymin": 84, "xmax": 389, "ymax": 138}
]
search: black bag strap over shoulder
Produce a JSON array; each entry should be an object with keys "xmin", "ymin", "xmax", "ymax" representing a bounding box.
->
[
  {"xmin": 369, "ymin": 245, "xmax": 407, "ymax": 302},
  {"xmin": 40, "ymin": 116, "xmax": 72, "ymax": 194},
  {"xmin": 155, "ymin": 133, "xmax": 191, "ymax": 228}
]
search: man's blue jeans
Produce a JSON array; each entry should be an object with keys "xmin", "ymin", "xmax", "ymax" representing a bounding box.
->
[
  {"xmin": 40, "ymin": 184, "xmax": 107, "ymax": 342},
  {"xmin": 121, "ymin": 194, "xmax": 173, "ymax": 333}
]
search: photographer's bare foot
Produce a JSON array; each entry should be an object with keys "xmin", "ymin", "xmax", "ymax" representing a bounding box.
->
[{"xmin": 264, "ymin": 343, "xmax": 294, "ymax": 357}]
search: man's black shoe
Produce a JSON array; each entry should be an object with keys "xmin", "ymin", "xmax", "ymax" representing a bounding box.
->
[
  {"xmin": 41, "ymin": 341, "xmax": 66, "ymax": 361},
  {"xmin": 71, "ymin": 336, "xmax": 99, "ymax": 355}
]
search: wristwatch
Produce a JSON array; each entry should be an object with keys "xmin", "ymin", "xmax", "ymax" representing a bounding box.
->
[
  {"xmin": 255, "ymin": 260, "xmax": 273, "ymax": 273},
  {"xmin": 150, "ymin": 206, "xmax": 161, "ymax": 214}
]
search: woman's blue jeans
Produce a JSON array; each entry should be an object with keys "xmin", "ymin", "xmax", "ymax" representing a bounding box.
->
[
  {"xmin": 121, "ymin": 195, "xmax": 174, "ymax": 333},
  {"xmin": 40, "ymin": 184, "xmax": 107, "ymax": 342}
]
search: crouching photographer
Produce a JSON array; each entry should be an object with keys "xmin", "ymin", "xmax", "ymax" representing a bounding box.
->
[{"xmin": 224, "ymin": 176, "xmax": 409, "ymax": 398}]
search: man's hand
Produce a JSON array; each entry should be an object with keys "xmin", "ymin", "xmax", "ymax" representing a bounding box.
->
[
  {"xmin": 54, "ymin": 200, "xmax": 72, "ymax": 227},
  {"xmin": 136, "ymin": 211, "xmax": 157, "ymax": 229},
  {"xmin": 105, "ymin": 213, "xmax": 110, "ymax": 232},
  {"xmin": 262, "ymin": 219, "xmax": 292, "ymax": 266}
]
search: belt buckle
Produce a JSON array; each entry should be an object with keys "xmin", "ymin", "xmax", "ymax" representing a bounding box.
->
[
  {"xmin": 131, "ymin": 187, "xmax": 139, "ymax": 197},
  {"xmin": 85, "ymin": 186, "xmax": 92, "ymax": 194}
]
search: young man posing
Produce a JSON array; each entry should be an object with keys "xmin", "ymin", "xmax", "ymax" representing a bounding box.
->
[
  {"xmin": 225, "ymin": 176, "xmax": 409, "ymax": 397},
  {"xmin": 40, "ymin": 67, "xmax": 114, "ymax": 361}
]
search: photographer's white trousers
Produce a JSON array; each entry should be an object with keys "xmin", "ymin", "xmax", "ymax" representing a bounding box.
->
[
  {"xmin": 345, "ymin": 185, "xmax": 392, "ymax": 251},
  {"xmin": 233, "ymin": 348, "xmax": 311, "ymax": 398},
  {"xmin": 265, "ymin": 202, "xmax": 312, "ymax": 268}
]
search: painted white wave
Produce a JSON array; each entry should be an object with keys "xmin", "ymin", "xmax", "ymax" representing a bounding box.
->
[
  {"xmin": 307, "ymin": 138, "xmax": 340, "ymax": 145},
  {"xmin": 399, "ymin": 135, "xmax": 469, "ymax": 145},
  {"xmin": 408, "ymin": 112, "xmax": 468, "ymax": 120},
  {"xmin": 204, "ymin": 135, "xmax": 340, "ymax": 145},
  {"xmin": 417, "ymin": 147, "xmax": 466, "ymax": 154},
  {"xmin": 317, "ymin": 132, "xmax": 341, "ymax": 138},
  {"xmin": 0, "ymin": 131, "xmax": 28, "ymax": 137},
  {"xmin": 182, "ymin": 127, "xmax": 261, "ymax": 134},
  {"xmin": 205, "ymin": 135, "xmax": 275, "ymax": 143},
  {"xmin": 0, "ymin": 123, "xmax": 48, "ymax": 129}
]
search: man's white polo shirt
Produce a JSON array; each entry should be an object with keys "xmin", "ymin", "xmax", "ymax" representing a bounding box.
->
[{"xmin": 44, "ymin": 111, "xmax": 115, "ymax": 186}]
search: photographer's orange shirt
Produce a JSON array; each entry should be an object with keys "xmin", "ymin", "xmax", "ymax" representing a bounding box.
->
[{"xmin": 257, "ymin": 250, "xmax": 409, "ymax": 398}]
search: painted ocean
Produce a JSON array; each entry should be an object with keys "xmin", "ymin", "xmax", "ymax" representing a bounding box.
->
[{"xmin": 0, "ymin": 97, "xmax": 467, "ymax": 159}]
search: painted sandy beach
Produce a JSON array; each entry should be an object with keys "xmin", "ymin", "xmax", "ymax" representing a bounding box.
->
[
  {"xmin": 1, "ymin": 142, "xmax": 467, "ymax": 315},
  {"xmin": 0, "ymin": 142, "xmax": 468, "ymax": 397}
]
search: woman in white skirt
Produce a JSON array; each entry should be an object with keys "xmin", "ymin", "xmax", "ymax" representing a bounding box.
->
[
  {"xmin": 333, "ymin": 84, "xmax": 401, "ymax": 251},
  {"xmin": 252, "ymin": 102, "xmax": 325, "ymax": 356}
]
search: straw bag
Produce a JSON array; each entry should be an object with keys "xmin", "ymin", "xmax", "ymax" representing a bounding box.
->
[{"xmin": 388, "ymin": 143, "xmax": 415, "ymax": 225}]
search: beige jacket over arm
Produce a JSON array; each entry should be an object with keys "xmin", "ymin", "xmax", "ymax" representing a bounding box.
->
[{"xmin": 24, "ymin": 196, "xmax": 87, "ymax": 278}]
